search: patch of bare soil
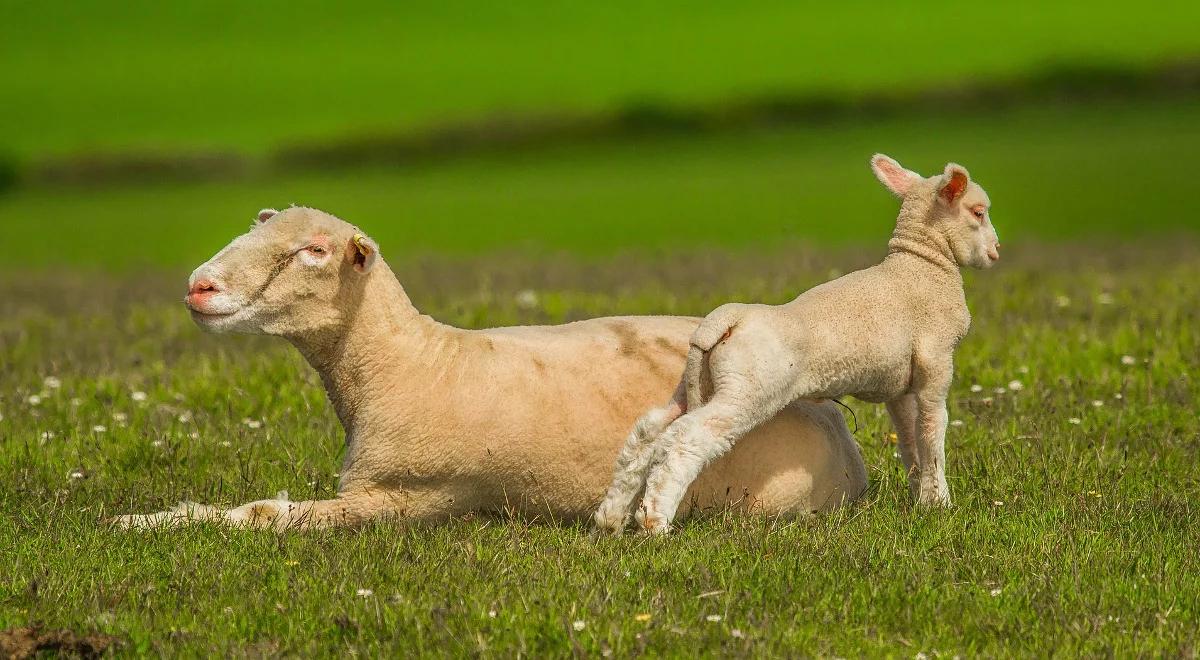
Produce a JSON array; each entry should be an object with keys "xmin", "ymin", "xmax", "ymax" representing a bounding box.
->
[{"xmin": 0, "ymin": 626, "xmax": 121, "ymax": 659}]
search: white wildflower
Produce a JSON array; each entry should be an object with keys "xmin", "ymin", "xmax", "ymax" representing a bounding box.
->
[
  {"xmin": 731, "ymin": 628, "xmax": 745, "ymax": 639},
  {"xmin": 1096, "ymin": 292, "xmax": 1115, "ymax": 305},
  {"xmin": 355, "ymin": 588, "xmax": 373, "ymax": 597},
  {"xmin": 514, "ymin": 289, "xmax": 540, "ymax": 310},
  {"xmin": 990, "ymin": 588, "xmax": 1002, "ymax": 597},
  {"xmin": 992, "ymin": 500, "xmax": 1004, "ymax": 507},
  {"xmin": 969, "ymin": 384, "xmax": 983, "ymax": 393},
  {"xmin": 69, "ymin": 470, "xmax": 84, "ymax": 479},
  {"xmin": 1120, "ymin": 355, "xmax": 1136, "ymax": 366},
  {"xmin": 177, "ymin": 412, "xmax": 193, "ymax": 423},
  {"xmin": 27, "ymin": 394, "xmax": 42, "ymax": 406},
  {"xmin": 1091, "ymin": 400, "xmax": 1104, "ymax": 408},
  {"xmin": 131, "ymin": 391, "xmax": 148, "ymax": 402},
  {"xmin": 70, "ymin": 398, "xmax": 82, "ymax": 407},
  {"xmin": 243, "ymin": 418, "xmax": 262, "ymax": 429},
  {"xmin": 152, "ymin": 440, "xmax": 164, "ymax": 447},
  {"xmin": 188, "ymin": 431, "xmax": 200, "ymax": 439},
  {"xmin": 994, "ymin": 387, "xmax": 1007, "ymax": 395},
  {"xmin": 981, "ymin": 397, "xmax": 993, "ymax": 404},
  {"xmin": 40, "ymin": 431, "xmax": 55, "ymax": 442},
  {"xmin": 488, "ymin": 610, "xmax": 497, "ymax": 618},
  {"xmin": 220, "ymin": 440, "xmax": 232, "ymax": 447},
  {"xmin": 705, "ymin": 614, "xmax": 723, "ymax": 623},
  {"xmin": 572, "ymin": 620, "xmax": 586, "ymax": 631},
  {"xmin": 112, "ymin": 412, "xmax": 128, "ymax": 424},
  {"xmin": 1018, "ymin": 365, "xmax": 1029, "ymax": 374},
  {"xmin": 1007, "ymin": 380, "xmax": 1024, "ymax": 391},
  {"xmin": 949, "ymin": 419, "xmax": 964, "ymax": 427},
  {"xmin": 1114, "ymin": 393, "xmax": 1123, "ymax": 400},
  {"xmin": 1067, "ymin": 417, "xmax": 1082, "ymax": 425},
  {"xmin": 92, "ymin": 424, "xmax": 107, "ymax": 433},
  {"xmin": 1055, "ymin": 295, "xmax": 1071, "ymax": 308},
  {"xmin": 44, "ymin": 376, "xmax": 62, "ymax": 389}
]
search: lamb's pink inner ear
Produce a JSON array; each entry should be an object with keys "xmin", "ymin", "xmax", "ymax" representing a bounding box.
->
[
  {"xmin": 256, "ymin": 208, "xmax": 279, "ymax": 224},
  {"xmin": 939, "ymin": 170, "xmax": 969, "ymax": 204},
  {"xmin": 870, "ymin": 154, "xmax": 918, "ymax": 197}
]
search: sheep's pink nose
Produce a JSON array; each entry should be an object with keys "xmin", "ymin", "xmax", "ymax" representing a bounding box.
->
[{"xmin": 187, "ymin": 278, "xmax": 220, "ymax": 305}]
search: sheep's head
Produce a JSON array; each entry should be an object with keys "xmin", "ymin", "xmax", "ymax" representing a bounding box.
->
[
  {"xmin": 870, "ymin": 154, "xmax": 1000, "ymax": 269},
  {"xmin": 185, "ymin": 207, "xmax": 380, "ymax": 337}
]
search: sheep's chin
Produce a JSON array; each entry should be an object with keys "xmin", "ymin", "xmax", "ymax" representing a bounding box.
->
[{"xmin": 190, "ymin": 307, "xmax": 254, "ymax": 333}]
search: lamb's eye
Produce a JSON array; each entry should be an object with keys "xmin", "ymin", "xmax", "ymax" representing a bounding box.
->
[
  {"xmin": 972, "ymin": 208, "xmax": 986, "ymax": 220},
  {"xmin": 308, "ymin": 245, "xmax": 326, "ymax": 255}
]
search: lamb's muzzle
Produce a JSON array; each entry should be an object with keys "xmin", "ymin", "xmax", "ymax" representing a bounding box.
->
[{"xmin": 596, "ymin": 153, "xmax": 1000, "ymax": 534}]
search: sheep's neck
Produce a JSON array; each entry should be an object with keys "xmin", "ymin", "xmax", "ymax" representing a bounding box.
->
[{"xmin": 289, "ymin": 262, "xmax": 447, "ymax": 436}]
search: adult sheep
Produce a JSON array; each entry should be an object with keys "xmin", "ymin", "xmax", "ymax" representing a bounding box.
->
[{"xmin": 114, "ymin": 207, "xmax": 867, "ymax": 530}]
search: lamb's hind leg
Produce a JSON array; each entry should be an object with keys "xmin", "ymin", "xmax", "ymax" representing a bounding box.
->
[
  {"xmin": 593, "ymin": 382, "xmax": 687, "ymax": 534},
  {"xmin": 111, "ymin": 489, "xmax": 412, "ymax": 531},
  {"xmin": 635, "ymin": 390, "xmax": 784, "ymax": 533}
]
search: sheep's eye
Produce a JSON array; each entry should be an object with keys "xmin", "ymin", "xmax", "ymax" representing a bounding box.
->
[
  {"xmin": 971, "ymin": 208, "xmax": 986, "ymax": 220},
  {"xmin": 308, "ymin": 245, "xmax": 326, "ymax": 255}
]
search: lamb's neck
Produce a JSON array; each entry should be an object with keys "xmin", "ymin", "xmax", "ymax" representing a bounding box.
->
[
  {"xmin": 885, "ymin": 205, "xmax": 961, "ymax": 283},
  {"xmin": 289, "ymin": 264, "xmax": 454, "ymax": 434}
]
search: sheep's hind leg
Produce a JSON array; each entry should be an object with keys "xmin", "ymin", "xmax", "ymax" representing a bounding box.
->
[
  {"xmin": 111, "ymin": 490, "xmax": 406, "ymax": 531},
  {"xmin": 635, "ymin": 392, "xmax": 782, "ymax": 534},
  {"xmin": 593, "ymin": 383, "xmax": 687, "ymax": 535}
]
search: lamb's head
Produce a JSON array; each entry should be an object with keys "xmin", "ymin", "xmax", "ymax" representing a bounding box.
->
[
  {"xmin": 870, "ymin": 154, "xmax": 1000, "ymax": 269},
  {"xmin": 185, "ymin": 207, "xmax": 380, "ymax": 337}
]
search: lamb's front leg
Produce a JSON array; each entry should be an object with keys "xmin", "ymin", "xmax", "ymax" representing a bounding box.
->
[
  {"xmin": 885, "ymin": 394, "xmax": 921, "ymax": 498},
  {"xmin": 593, "ymin": 384, "xmax": 687, "ymax": 534},
  {"xmin": 913, "ymin": 389, "xmax": 952, "ymax": 507}
]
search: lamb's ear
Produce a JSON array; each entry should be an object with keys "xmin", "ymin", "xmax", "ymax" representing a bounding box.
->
[
  {"xmin": 347, "ymin": 233, "xmax": 379, "ymax": 274},
  {"xmin": 870, "ymin": 154, "xmax": 921, "ymax": 197},
  {"xmin": 255, "ymin": 208, "xmax": 279, "ymax": 224},
  {"xmin": 939, "ymin": 164, "xmax": 970, "ymax": 204}
]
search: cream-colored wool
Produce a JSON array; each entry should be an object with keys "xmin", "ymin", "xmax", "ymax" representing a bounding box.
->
[
  {"xmin": 595, "ymin": 155, "xmax": 1000, "ymax": 534},
  {"xmin": 112, "ymin": 207, "xmax": 867, "ymax": 530}
]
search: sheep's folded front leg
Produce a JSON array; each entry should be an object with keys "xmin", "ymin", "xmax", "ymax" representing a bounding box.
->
[
  {"xmin": 110, "ymin": 488, "xmax": 445, "ymax": 530},
  {"xmin": 885, "ymin": 393, "xmax": 921, "ymax": 498}
]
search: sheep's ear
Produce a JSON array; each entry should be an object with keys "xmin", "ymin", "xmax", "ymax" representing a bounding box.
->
[
  {"xmin": 870, "ymin": 154, "xmax": 921, "ymax": 198},
  {"xmin": 256, "ymin": 208, "xmax": 279, "ymax": 224},
  {"xmin": 938, "ymin": 164, "xmax": 970, "ymax": 204},
  {"xmin": 347, "ymin": 233, "xmax": 379, "ymax": 274}
]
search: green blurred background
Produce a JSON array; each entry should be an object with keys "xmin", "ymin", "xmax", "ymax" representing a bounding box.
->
[{"xmin": 2, "ymin": 0, "xmax": 1199, "ymax": 270}]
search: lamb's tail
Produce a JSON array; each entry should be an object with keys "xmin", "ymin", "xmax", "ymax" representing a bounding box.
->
[{"xmin": 685, "ymin": 304, "xmax": 742, "ymax": 410}]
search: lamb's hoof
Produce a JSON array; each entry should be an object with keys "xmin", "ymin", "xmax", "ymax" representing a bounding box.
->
[
  {"xmin": 915, "ymin": 491, "xmax": 952, "ymax": 508},
  {"xmin": 633, "ymin": 507, "xmax": 672, "ymax": 535},
  {"xmin": 591, "ymin": 506, "xmax": 628, "ymax": 536}
]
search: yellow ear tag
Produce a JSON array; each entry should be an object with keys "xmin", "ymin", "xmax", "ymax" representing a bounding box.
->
[{"xmin": 353, "ymin": 234, "xmax": 367, "ymax": 250}]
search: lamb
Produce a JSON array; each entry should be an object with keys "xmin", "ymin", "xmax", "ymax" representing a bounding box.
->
[
  {"xmin": 112, "ymin": 206, "xmax": 868, "ymax": 530},
  {"xmin": 594, "ymin": 154, "xmax": 1000, "ymax": 534}
]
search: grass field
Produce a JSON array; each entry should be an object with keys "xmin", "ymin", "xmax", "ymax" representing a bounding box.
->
[
  {"xmin": 1, "ymin": 243, "xmax": 1197, "ymax": 655},
  {"xmin": 4, "ymin": 4, "xmax": 1200, "ymax": 652},
  {"xmin": 3, "ymin": 1, "xmax": 1200, "ymax": 157},
  {"xmin": 2, "ymin": 96, "xmax": 1199, "ymax": 270}
]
